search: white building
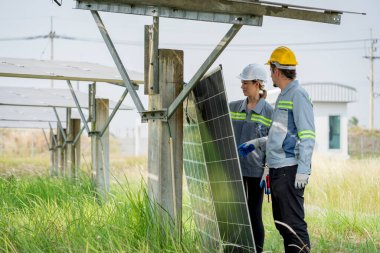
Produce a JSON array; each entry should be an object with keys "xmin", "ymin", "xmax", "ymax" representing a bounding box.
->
[{"xmin": 267, "ymin": 82, "xmax": 357, "ymax": 158}]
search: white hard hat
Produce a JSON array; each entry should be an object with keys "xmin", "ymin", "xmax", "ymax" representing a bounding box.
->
[{"xmin": 238, "ymin": 63, "xmax": 267, "ymax": 82}]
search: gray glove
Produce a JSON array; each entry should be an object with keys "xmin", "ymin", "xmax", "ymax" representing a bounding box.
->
[{"xmin": 295, "ymin": 173, "xmax": 309, "ymax": 189}]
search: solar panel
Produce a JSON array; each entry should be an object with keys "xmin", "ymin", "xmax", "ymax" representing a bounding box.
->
[
  {"xmin": 0, "ymin": 120, "xmax": 65, "ymax": 129},
  {"xmin": 0, "ymin": 106, "xmax": 82, "ymax": 122},
  {"xmin": 0, "ymin": 57, "xmax": 143, "ymax": 85},
  {"xmin": 183, "ymin": 66, "xmax": 255, "ymax": 252},
  {"xmin": 0, "ymin": 87, "xmax": 133, "ymax": 110}
]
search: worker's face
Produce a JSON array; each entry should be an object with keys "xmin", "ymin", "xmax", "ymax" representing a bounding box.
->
[
  {"xmin": 270, "ymin": 67, "xmax": 279, "ymax": 88},
  {"xmin": 241, "ymin": 80, "xmax": 259, "ymax": 97}
]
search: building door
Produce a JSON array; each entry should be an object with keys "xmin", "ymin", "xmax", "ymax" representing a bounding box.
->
[{"xmin": 329, "ymin": 115, "xmax": 340, "ymax": 149}]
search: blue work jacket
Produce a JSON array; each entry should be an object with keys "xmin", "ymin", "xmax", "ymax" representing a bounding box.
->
[{"xmin": 229, "ymin": 98, "xmax": 273, "ymax": 177}]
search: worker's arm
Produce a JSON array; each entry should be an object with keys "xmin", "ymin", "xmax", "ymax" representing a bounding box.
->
[{"xmin": 293, "ymin": 91, "xmax": 315, "ymax": 175}]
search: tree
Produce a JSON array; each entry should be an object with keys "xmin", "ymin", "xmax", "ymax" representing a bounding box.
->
[{"xmin": 348, "ymin": 116, "xmax": 359, "ymax": 128}]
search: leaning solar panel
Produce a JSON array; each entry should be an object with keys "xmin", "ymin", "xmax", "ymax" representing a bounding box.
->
[{"xmin": 183, "ymin": 66, "xmax": 255, "ymax": 253}]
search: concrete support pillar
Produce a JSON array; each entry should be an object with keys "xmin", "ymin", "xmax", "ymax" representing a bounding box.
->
[
  {"xmin": 91, "ymin": 98, "xmax": 110, "ymax": 200},
  {"xmin": 148, "ymin": 49, "xmax": 184, "ymax": 226}
]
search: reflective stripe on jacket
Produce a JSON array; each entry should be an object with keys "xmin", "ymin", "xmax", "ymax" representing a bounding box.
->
[
  {"xmin": 229, "ymin": 98, "xmax": 273, "ymax": 177},
  {"xmin": 266, "ymin": 80, "xmax": 315, "ymax": 174}
]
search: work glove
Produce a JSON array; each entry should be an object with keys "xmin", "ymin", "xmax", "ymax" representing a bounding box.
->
[
  {"xmin": 260, "ymin": 166, "xmax": 271, "ymax": 200},
  {"xmin": 237, "ymin": 139, "xmax": 260, "ymax": 157},
  {"xmin": 294, "ymin": 173, "xmax": 309, "ymax": 189}
]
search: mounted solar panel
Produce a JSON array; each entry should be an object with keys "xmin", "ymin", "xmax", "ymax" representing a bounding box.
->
[
  {"xmin": 183, "ymin": 66, "xmax": 255, "ymax": 252},
  {"xmin": 0, "ymin": 106, "xmax": 82, "ymax": 122},
  {"xmin": 0, "ymin": 58, "xmax": 143, "ymax": 86},
  {"xmin": 0, "ymin": 120, "xmax": 64, "ymax": 129},
  {"xmin": 0, "ymin": 87, "xmax": 132, "ymax": 110}
]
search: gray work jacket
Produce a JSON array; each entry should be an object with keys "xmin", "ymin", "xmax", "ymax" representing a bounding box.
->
[
  {"xmin": 256, "ymin": 80, "xmax": 315, "ymax": 175},
  {"xmin": 229, "ymin": 98, "xmax": 273, "ymax": 177}
]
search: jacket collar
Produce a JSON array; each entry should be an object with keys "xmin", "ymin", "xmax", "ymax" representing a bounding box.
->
[
  {"xmin": 280, "ymin": 79, "xmax": 299, "ymax": 96},
  {"xmin": 238, "ymin": 98, "xmax": 265, "ymax": 113}
]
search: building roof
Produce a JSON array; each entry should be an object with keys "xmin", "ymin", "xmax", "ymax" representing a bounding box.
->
[
  {"xmin": 303, "ymin": 82, "xmax": 357, "ymax": 103},
  {"xmin": 266, "ymin": 82, "xmax": 357, "ymax": 104}
]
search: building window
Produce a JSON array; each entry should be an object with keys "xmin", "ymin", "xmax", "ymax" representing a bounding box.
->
[{"xmin": 329, "ymin": 115, "xmax": 340, "ymax": 149}]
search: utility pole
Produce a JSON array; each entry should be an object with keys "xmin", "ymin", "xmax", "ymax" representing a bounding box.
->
[
  {"xmin": 364, "ymin": 29, "xmax": 380, "ymax": 130},
  {"xmin": 49, "ymin": 16, "xmax": 55, "ymax": 88}
]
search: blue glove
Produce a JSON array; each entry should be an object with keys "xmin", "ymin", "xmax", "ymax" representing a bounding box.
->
[
  {"xmin": 237, "ymin": 139, "xmax": 260, "ymax": 157},
  {"xmin": 238, "ymin": 143, "xmax": 255, "ymax": 157}
]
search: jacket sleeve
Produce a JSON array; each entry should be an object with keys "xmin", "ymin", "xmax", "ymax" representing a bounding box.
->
[
  {"xmin": 293, "ymin": 91, "xmax": 315, "ymax": 175},
  {"xmin": 256, "ymin": 104, "xmax": 273, "ymax": 152}
]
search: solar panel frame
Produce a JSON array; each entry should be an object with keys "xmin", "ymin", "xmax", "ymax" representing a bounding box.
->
[{"xmin": 183, "ymin": 66, "xmax": 255, "ymax": 253}]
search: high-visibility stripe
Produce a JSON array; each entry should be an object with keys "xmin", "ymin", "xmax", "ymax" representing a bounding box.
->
[
  {"xmin": 278, "ymin": 100, "xmax": 294, "ymax": 110},
  {"xmin": 298, "ymin": 130, "xmax": 316, "ymax": 139},
  {"xmin": 251, "ymin": 114, "xmax": 272, "ymax": 127},
  {"xmin": 230, "ymin": 112, "xmax": 246, "ymax": 120}
]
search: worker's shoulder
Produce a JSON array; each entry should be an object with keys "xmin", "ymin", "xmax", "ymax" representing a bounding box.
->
[
  {"xmin": 262, "ymin": 100, "xmax": 274, "ymax": 115},
  {"xmin": 289, "ymin": 83, "xmax": 311, "ymax": 102},
  {"xmin": 229, "ymin": 99, "xmax": 244, "ymax": 110}
]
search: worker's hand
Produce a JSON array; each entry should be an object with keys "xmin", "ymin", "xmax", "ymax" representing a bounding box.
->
[
  {"xmin": 260, "ymin": 166, "xmax": 270, "ymax": 195},
  {"xmin": 295, "ymin": 173, "xmax": 309, "ymax": 189},
  {"xmin": 237, "ymin": 139, "xmax": 259, "ymax": 157}
]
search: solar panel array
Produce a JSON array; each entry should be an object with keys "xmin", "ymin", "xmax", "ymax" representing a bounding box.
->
[{"xmin": 183, "ymin": 67, "xmax": 255, "ymax": 253}]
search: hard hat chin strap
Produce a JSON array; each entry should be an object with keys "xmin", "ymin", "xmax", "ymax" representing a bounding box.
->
[{"xmin": 272, "ymin": 61, "xmax": 296, "ymax": 70}]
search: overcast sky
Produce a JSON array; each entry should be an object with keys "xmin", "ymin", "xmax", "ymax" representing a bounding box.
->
[{"xmin": 0, "ymin": 0, "xmax": 379, "ymax": 135}]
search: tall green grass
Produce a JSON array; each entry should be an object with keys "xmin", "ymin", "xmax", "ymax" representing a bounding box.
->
[
  {"xmin": 1, "ymin": 156, "xmax": 379, "ymax": 252},
  {"xmin": 0, "ymin": 176, "xmax": 201, "ymax": 252}
]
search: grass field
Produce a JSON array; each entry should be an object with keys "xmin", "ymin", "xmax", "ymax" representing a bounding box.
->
[{"xmin": 0, "ymin": 154, "xmax": 379, "ymax": 252}]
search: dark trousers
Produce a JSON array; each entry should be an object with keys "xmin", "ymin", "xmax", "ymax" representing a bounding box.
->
[
  {"xmin": 243, "ymin": 177, "xmax": 264, "ymax": 253},
  {"xmin": 269, "ymin": 165, "xmax": 310, "ymax": 253}
]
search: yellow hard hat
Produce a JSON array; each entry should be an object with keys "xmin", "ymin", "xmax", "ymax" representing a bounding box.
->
[{"xmin": 266, "ymin": 46, "xmax": 298, "ymax": 69}]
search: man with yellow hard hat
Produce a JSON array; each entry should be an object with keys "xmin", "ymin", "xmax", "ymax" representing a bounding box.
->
[{"xmin": 238, "ymin": 46, "xmax": 315, "ymax": 252}]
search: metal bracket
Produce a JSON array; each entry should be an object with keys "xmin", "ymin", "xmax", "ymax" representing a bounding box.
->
[
  {"xmin": 53, "ymin": 107, "xmax": 67, "ymax": 143},
  {"xmin": 167, "ymin": 23, "xmax": 242, "ymax": 119},
  {"xmin": 91, "ymin": 10, "xmax": 146, "ymax": 113},
  {"xmin": 66, "ymin": 80, "xmax": 90, "ymax": 134},
  {"xmin": 140, "ymin": 109, "xmax": 167, "ymax": 123}
]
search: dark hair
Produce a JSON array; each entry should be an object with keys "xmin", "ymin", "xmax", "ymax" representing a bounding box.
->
[{"xmin": 270, "ymin": 64, "xmax": 297, "ymax": 80}]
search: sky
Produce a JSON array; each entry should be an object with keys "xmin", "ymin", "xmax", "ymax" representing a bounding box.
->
[{"xmin": 0, "ymin": 0, "xmax": 379, "ymax": 136}]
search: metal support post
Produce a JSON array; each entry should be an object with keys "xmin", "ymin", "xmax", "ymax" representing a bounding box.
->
[
  {"xmin": 91, "ymin": 98, "xmax": 110, "ymax": 200},
  {"xmin": 144, "ymin": 16, "xmax": 159, "ymax": 95},
  {"xmin": 66, "ymin": 108, "xmax": 75, "ymax": 180},
  {"xmin": 53, "ymin": 134, "xmax": 59, "ymax": 176},
  {"xmin": 57, "ymin": 126, "xmax": 66, "ymax": 177},
  {"xmin": 167, "ymin": 24, "xmax": 242, "ymax": 119},
  {"xmin": 73, "ymin": 119, "xmax": 82, "ymax": 180},
  {"xmin": 148, "ymin": 49, "xmax": 183, "ymax": 233},
  {"xmin": 91, "ymin": 10, "xmax": 145, "ymax": 113}
]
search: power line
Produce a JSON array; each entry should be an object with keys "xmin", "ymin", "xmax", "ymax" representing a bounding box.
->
[{"xmin": 0, "ymin": 33, "xmax": 375, "ymax": 48}]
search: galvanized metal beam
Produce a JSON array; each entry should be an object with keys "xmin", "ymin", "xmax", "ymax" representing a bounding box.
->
[
  {"xmin": 67, "ymin": 80, "xmax": 90, "ymax": 134},
  {"xmin": 49, "ymin": 122, "xmax": 58, "ymax": 148},
  {"xmin": 100, "ymin": 88, "xmax": 129, "ymax": 137},
  {"xmin": 53, "ymin": 107, "xmax": 67, "ymax": 144},
  {"xmin": 42, "ymin": 128, "xmax": 51, "ymax": 150},
  {"xmin": 73, "ymin": 125, "xmax": 85, "ymax": 146},
  {"xmin": 167, "ymin": 24, "xmax": 242, "ymax": 119},
  {"xmin": 77, "ymin": 1, "xmax": 262, "ymax": 26},
  {"xmin": 91, "ymin": 10, "xmax": 145, "ymax": 113},
  {"xmin": 76, "ymin": 0, "xmax": 344, "ymax": 25}
]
